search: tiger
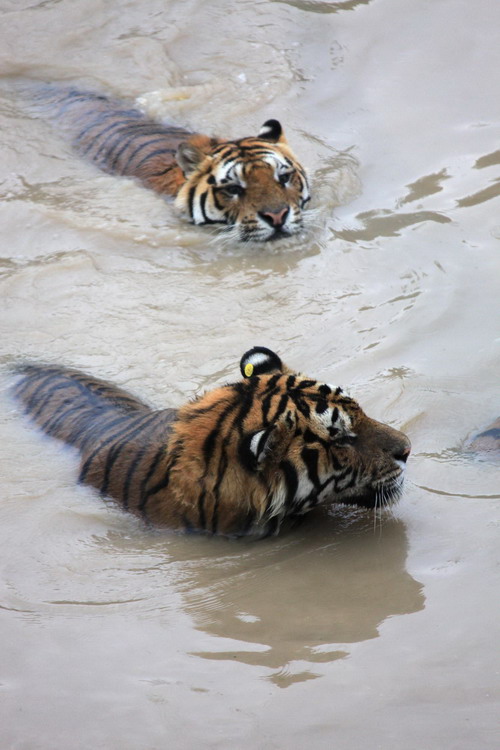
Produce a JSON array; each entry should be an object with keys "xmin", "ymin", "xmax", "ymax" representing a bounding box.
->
[
  {"xmin": 13, "ymin": 346, "xmax": 411, "ymax": 538},
  {"xmin": 36, "ymin": 87, "xmax": 311, "ymax": 242},
  {"xmin": 466, "ymin": 417, "xmax": 500, "ymax": 455}
]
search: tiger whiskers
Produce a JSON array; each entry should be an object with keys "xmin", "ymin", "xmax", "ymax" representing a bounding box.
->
[
  {"xmin": 208, "ymin": 206, "xmax": 323, "ymax": 250},
  {"xmin": 373, "ymin": 474, "xmax": 405, "ymax": 532},
  {"xmin": 301, "ymin": 206, "xmax": 325, "ymax": 232}
]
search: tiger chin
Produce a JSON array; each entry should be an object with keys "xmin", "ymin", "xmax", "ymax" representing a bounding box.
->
[
  {"xmin": 38, "ymin": 87, "xmax": 310, "ymax": 243},
  {"xmin": 13, "ymin": 347, "xmax": 410, "ymax": 539}
]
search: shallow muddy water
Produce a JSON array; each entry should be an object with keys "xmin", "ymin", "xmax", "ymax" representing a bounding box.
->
[{"xmin": 0, "ymin": 1, "xmax": 499, "ymax": 748}]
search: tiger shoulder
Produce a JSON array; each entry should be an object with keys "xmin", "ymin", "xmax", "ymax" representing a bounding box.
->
[
  {"xmin": 35, "ymin": 87, "xmax": 310, "ymax": 242},
  {"xmin": 13, "ymin": 347, "xmax": 411, "ymax": 539}
]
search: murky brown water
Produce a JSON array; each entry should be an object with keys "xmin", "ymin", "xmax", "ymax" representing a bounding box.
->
[{"xmin": 1, "ymin": 1, "xmax": 499, "ymax": 748}]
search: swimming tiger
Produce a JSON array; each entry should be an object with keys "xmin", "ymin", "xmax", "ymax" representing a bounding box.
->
[
  {"xmin": 37, "ymin": 87, "xmax": 310, "ymax": 242},
  {"xmin": 13, "ymin": 347, "xmax": 410, "ymax": 538},
  {"xmin": 466, "ymin": 417, "xmax": 500, "ymax": 456}
]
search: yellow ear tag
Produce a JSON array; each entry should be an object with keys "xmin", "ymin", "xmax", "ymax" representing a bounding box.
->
[{"xmin": 244, "ymin": 363, "xmax": 254, "ymax": 377}]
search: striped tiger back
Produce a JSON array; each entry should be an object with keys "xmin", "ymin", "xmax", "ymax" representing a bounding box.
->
[
  {"xmin": 13, "ymin": 348, "xmax": 410, "ymax": 538},
  {"xmin": 36, "ymin": 88, "xmax": 191, "ymax": 195}
]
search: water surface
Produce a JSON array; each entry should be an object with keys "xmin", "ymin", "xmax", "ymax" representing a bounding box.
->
[{"xmin": 0, "ymin": 1, "xmax": 499, "ymax": 748}]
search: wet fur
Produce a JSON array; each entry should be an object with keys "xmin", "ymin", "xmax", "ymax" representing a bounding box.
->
[
  {"xmin": 37, "ymin": 88, "xmax": 310, "ymax": 241},
  {"xmin": 13, "ymin": 349, "xmax": 410, "ymax": 538}
]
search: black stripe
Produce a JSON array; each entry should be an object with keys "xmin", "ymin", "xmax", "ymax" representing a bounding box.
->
[
  {"xmin": 217, "ymin": 158, "xmax": 237, "ymax": 173},
  {"xmin": 297, "ymin": 379, "xmax": 316, "ymax": 390},
  {"xmin": 110, "ymin": 136, "xmax": 170, "ymax": 173},
  {"xmin": 28, "ymin": 380, "xmax": 78, "ymax": 420},
  {"xmin": 329, "ymin": 450, "xmax": 344, "ymax": 472},
  {"xmin": 42, "ymin": 402, "xmax": 94, "ymax": 442},
  {"xmin": 263, "ymin": 374, "xmax": 282, "ymax": 393},
  {"xmin": 334, "ymin": 466, "xmax": 354, "ymax": 490},
  {"xmin": 92, "ymin": 125, "xmax": 164, "ymax": 166},
  {"xmin": 261, "ymin": 388, "xmax": 279, "ymax": 425},
  {"xmin": 147, "ymin": 164, "xmax": 177, "ymax": 178},
  {"xmin": 78, "ymin": 412, "xmax": 142, "ymax": 483},
  {"xmin": 130, "ymin": 146, "xmax": 177, "ymax": 172},
  {"xmin": 55, "ymin": 92, "xmax": 109, "ymax": 114},
  {"xmin": 341, "ymin": 467, "xmax": 358, "ymax": 490},
  {"xmin": 301, "ymin": 447, "xmax": 320, "ymax": 488},
  {"xmin": 211, "ymin": 449, "xmax": 228, "ymax": 535},
  {"xmin": 290, "ymin": 392, "xmax": 310, "ymax": 419},
  {"xmin": 212, "ymin": 144, "xmax": 236, "ymax": 156},
  {"xmin": 29, "ymin": 371, "xmax": 117, "ymax": 420},
  {"xmin": 202, "ymin": 396, "xmax": 240, "ymax": 465},
  {"xmin": 88, "ymin": 120, "xmax": 165, "ymax": 162},
  {"xmin": 209, "ymin": 381, "xmax": 259, "ymax": 532},
  {"xmin": 182, "ymin": 400, "xmax": 223, "ymax": 422},
  {"xmin": 122, "ymin": 443, "xmax": 150, "ymax": 510},
  {"xmin": 21, "ymin": 370, "xmax": 64, "ymax": 414},
  {"xmin": 270, "ymin": 393, "xmax": 289, "ymax": 423},
  {"xmin": 211, "ymin": 190, "xmax": 225, "ymax": 212},
  {"xmin": 78, "ymin": 114, "xmax": 141, "ymax": 153},
  {"xmin": 135, "ymin": 444, "xmax": 167, "ymax": 513},
  {"xmin": 139, "ymin": 438, "xmax": 184, "ymax": 518},
  {"xmin": 315, "ymin": 398, "xmax": 328, "ymax": 415},
  {"xmin": 198, "ymin": 190, "xmax": 222, "ymax": 224},
  {"xmin": 188, "ymin": 186, "xmax": 197, "ymax": 219},
  {"xmin": 120, "ymin": 405, "xmax": 174, "ymax": 508},
  {"xmin": 199, "ymin": 191, "xmax": 210, "ymax": 223},
  {"xmin": 279, "ymin": 460, "xmax": 299, "ymax": 507},
  {"xmin": 99, "ymin": 412, "xmax": 160, "ymax": 496},
  {"xmin": 14, "ymin": 366, "xmax": 57, "ymax": 398},
  {"xmin": 87, "ymin": 411, "xmax": 150, "ymax": 481}
]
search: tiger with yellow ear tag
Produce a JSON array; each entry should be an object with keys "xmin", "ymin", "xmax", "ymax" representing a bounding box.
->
[
  {"xmin": 13, "ymin": 347, "xmax": 410, "ymax": 538},
  {"xmin": 36, "ymin": 88, "xmax": 310, "ymax": 242}
]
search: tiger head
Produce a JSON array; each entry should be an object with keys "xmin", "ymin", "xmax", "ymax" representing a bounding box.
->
[
  {"xmin": 172, "ymin": 347, "xmax": 411, "ymax": 536},
  {"xmin": 174, "ymin": 121, "xmax": 310, "ymax": 242}
]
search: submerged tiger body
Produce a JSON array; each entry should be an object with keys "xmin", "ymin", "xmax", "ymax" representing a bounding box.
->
[
  {"xmin": 38, "ymin": 88, "xmax": 310, "ymax": 242},
  {"xmin": 13, "ymin": 347, "xmax": 410, "ymax": 538}
]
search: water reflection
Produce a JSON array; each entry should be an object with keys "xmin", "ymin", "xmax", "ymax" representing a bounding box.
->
[
  {"xmin": 173, "ymin": 508, "xmax": 424, "ymax": 687},
  {"xmin": 398, "ymin": 169, "xmax": 451, "ymax": 206},
  {"xmin": 273, "ymin": 0, "xmax": 373, "ymax": 15},
  {"xmin": 331, "ymin": 208, "xmax": 451, "ymax": 242},
  {"xmin": 333, "ymin": 148, "xmax": 500, "ymax": 243}
]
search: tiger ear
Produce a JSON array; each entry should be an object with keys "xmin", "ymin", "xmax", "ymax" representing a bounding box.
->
[
  {"xmin": 258, "ymin": 119, "xmax": 286, "ymax": 144},
  {"xmin": 176, "ymin": 135, "xmax": 213, "ymax": 175},
  {"xmin": 240, "ymin": 347, "xmax": 283, "ymax": 379}
]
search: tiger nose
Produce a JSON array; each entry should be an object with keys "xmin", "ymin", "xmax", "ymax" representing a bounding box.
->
[
  {"xmin": 393, "ymin": 435, "xmax": 411, "ymax": 463},
  {"xmin": 258, "ymin": 206, "xmax": 289, "ymax": 228}
]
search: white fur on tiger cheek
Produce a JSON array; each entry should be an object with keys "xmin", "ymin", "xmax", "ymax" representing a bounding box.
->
[
  {"xmin": 190, "ymin": 185, "xmax": 206, "ymax": 225},
  {"xmin": 266, "ymin": 483, "xmax": 288, "ymax": 519},
  {"xmin": 314, "ymin": 406, "xmax": 352, "ymax": 435},
  {"xmin": 295, "ymin": 473, "xmax": 315, "ymax": 504},
  {"xmin": 250, "ymin": 429, "xmax": 267, "ymax": 462},
  {"xmin": 215, "ymin": 160, "xmax": 246, "ymax": 185}
]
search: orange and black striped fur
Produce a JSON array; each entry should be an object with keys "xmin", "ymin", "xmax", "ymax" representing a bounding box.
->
[
  {"xmin": 13, "ymin": 347, "xmax": 410, "ymax": 538},
  {"xmin": 38, "ymin": 88, "xmax": 310, "ymax": 242}
]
